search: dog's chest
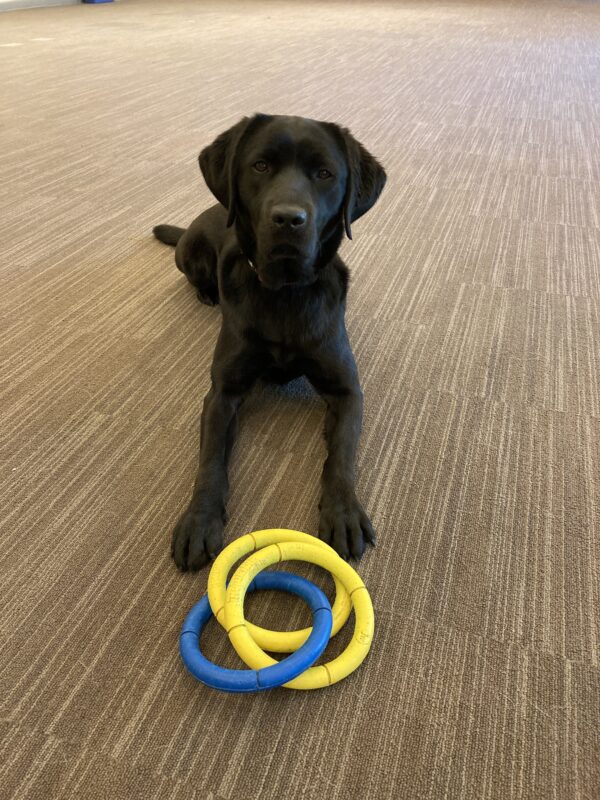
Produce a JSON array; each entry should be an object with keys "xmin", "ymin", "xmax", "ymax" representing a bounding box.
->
[
  {"xmin": 245, "ymin": 315, "xmax": 316, "ymax": 377},
  {"xmin": 268, "ymin": 341, "xmax": 298, "ymax": 366},
  {"xmin": 263, "ymin": 342, "xmax": 307, "ymax": 385}
]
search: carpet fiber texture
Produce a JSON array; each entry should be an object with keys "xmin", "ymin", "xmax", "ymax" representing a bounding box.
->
[{"xmin": 1, "ymin": 1, "xmax": 599, "ymax": 798}]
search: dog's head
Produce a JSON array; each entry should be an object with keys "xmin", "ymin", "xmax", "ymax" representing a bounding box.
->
[{"xmin": 199, "ymin": 114, "xmax": 386, "ymax": 291}]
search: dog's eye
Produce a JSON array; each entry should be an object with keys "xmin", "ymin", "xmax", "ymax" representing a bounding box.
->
[
  {"xmin": 317, "ymin": 168, "xmax": 333, "ymax": 180},
  {"xmin": 253, "ymin": 160, "xmax": 269, "ymax": 173}
]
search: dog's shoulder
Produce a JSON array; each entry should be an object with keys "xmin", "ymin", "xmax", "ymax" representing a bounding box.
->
[{"xmin": 328, "ymin": 254, "xmax": 350, "ymax": 304}]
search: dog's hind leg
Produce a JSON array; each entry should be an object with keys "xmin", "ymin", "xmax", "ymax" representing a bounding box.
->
[
  {"xmin": 153, "ymin": 205, "xmax": 227, "ymax": 306},
  {"xmin": 175, "ymin": 229, "xmax": 220, "ymax": 306}
]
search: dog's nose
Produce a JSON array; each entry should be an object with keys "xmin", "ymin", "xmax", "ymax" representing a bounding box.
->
[{"xmin": 271, "ymin": 205, "xmax": 307, "ymax": 229}]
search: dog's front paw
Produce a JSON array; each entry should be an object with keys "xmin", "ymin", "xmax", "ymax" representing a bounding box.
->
[
  {"xmin": 171, "ymin": 508, "xmax": 224, "ymax": 571},
  {"xmin": 318, "ymin": 490, "xmax": 376, "ymax": 560}
]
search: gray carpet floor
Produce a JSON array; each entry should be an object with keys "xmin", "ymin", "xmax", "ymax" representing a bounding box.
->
[{"xmin": 1, "ymin": 1, "xmax": 599, "ymax": 798}]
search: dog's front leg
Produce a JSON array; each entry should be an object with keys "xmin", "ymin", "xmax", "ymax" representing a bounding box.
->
[
  {"xmin": 309, "ymin": 344, "xmax": 376, "ymax": 560},
  {"xmin": 171, "ymin": 386, "xmax": 242, "ymax": 571},
  {"xmin": 318, "ymin": 388, "xmax": 376, "ymax": 560}
]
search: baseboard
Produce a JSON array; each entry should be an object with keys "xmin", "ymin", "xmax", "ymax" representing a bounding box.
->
[{"xmin": 0, "ymin": 0, "xmax": 84, "ymax": 11}]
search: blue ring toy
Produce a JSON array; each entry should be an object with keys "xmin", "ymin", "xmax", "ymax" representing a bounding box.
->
[{"xmin": 179, "ymin": 571, "xmax": 332, "ymax": 692}]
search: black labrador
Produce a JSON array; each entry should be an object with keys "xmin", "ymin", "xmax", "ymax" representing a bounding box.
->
[{"xmin": 153, "ymin": 114, "xmax": 386, "ymax": 571}]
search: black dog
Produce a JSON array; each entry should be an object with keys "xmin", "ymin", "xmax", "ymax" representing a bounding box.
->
[{"xmin": 153, "ymin": 114, "xmax": 386, "ymax": 571}]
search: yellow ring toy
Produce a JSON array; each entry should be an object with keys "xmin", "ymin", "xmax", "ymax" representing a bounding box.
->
[
  {"xmin": 208, "ymin": 529, "xmax": 353, "ymax": 653},
  {"xmin": 224, "ymin": 539, "xmax": 374, "ymax": 690}
]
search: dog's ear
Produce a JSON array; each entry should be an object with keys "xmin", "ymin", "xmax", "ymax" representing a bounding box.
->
[
  {"xmin": 198, "ymin": 114, "xmax": 269, "ymax": 227},
  {"xmin": 326, "ymin": 124, "xmax": 387, "ymax": 240}
]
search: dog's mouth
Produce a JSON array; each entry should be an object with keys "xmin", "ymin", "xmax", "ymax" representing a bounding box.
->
[
  {"xmin": 266, "ymin": 244, "xmax": 306, "ymax": 264},
  {"xmin": 251, "ymin": 238, "xmax": 316, "ymax": 290},
  {"xmin": 256, "ymin": 270, "xmax": 309, "ymax": 291},
  {"xmin": 255, "ymin": 261, "xmax": 315, "ymax": 291}
]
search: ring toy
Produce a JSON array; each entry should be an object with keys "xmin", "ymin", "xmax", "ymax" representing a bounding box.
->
[
  {"xmin": 179, "ymin": 570, "xmax": 332, "ymax": 692},
  {"xmin": 208, "ymin": 529, "xmax": 353, "ymax": 653},
  {"xmin": 224, "ymin": 539, "xmax": 374, "ymax": 690}
]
